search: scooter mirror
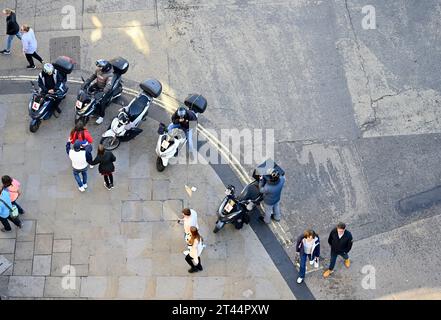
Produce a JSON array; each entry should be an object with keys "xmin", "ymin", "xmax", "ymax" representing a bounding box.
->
[{"xmin": 81, "ymin": 76, "xmax": 85, "ymax": 82}]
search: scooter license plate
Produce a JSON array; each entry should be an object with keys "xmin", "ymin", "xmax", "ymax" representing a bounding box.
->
[
  {"xmin": 161, "ymin": 140, "xmax": 170, "ymax": 149},
  {"xmin": 225, "ymin": 200, "xmax": 236, "ymax": 213},
  {"xmin": 32, "ymin": 102, "xmax": 40, "ymax": 111},
  {"xmin": 75, "ymin": 100, "xmax": 83, "ymax": 109}
]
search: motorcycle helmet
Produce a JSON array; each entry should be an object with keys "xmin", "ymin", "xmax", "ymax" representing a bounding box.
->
[
  {"xmin": 268, "ymin": 168, "xmax": 280, "ymax": 182},
  {"xmin": 43, "ymin": 63, "xmax": 54, "ymax": 75},
  {"xmin": 177, "ymin": 106, "xmax": 187, "ymax": 118},
  {"xmin": 118, "ymin": 112, "xmax": 129, "ymax": 124},
  {"xmin": 95, "ymin": 59, "xmax": 111, "ymax": 72}
]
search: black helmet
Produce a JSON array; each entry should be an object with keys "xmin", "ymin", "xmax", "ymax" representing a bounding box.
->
[
  {"xmin": 95, "ymin": 59, "xmax": 112, "ymax": 72},
  {"xmin": 177, "ymin": 106, "xmax": 187, "ymax": 118},
  {"xmin": 268, "ymin": 168, "xmax": 280, "ymax": 182}
]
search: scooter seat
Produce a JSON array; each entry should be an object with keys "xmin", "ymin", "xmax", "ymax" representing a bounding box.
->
[
  {"xmin": 128, "ymin": 95, "xmax": 149, "ymax": 122},
  {"xmin": 237, "ymin": 180, "xmax": 261, "ymax": 201}
]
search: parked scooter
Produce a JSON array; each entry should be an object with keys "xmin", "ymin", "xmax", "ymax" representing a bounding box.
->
[
  {"xmin": 155, "ymin": 94, "xmax": 207, "ymax": 172},
  {"xmin": 100, "ymin": 79, "xmax": 162, "ymax": 150},
  {"xmin": 28, "ymin": 56, "xmax": 73, "ymax": 132},
  {"xmin": 213, "ymin": 181, "xmax": 262, "ymax": 233},
  {"xmin": 75, "ymin": 57, "xmax": 129, "ymax": 125}
]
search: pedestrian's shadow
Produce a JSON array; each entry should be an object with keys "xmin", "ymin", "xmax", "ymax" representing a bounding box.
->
[{"xmin": 397, "ymin": 185, "xmax": 441, "ymax": 215}]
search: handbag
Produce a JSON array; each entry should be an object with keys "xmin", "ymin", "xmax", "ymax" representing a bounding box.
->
[{"xmin": 0, "ymin": 198, "xmax": 19, "ymax": 218}]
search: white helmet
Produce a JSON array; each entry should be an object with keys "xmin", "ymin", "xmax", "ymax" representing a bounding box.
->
[{"xmin": 43, "ymin": 63, "xmax": 54, "ymax": 75}]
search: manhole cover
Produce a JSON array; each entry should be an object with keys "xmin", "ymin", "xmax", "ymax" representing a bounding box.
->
[
  {"xmin": 397, "ymin": 185, "xmax": 441, "ymax": 215},
  {"xmin": 49, "ymin": 36, "xmax": 81, "ymax": 69}
]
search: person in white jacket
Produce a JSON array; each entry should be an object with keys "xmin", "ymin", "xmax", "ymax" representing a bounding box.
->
[
  {"xmin": 67, "ymin": 140, "xmax": 93, "ymax": 192},
  {"xmin": 20, "ymin": 24, "xmax": 43, "ymax": 69}
]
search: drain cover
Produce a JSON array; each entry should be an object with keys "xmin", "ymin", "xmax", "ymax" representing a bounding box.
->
[
  {"xmin": 0, "ymin": 255, "xmax": 12, "ymax": 275},
  {"xmin": 49, "ymin": 36, "xmax": 81, "ymax": 69}
]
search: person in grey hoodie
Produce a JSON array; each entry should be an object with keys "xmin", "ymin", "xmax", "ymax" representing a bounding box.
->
[
  {"xmin": 20, "ymin": 24, "xmax": 43, "ymax": 69},
  {"xmin": 0, "ymin": 8, "xmax": 21, "ymax": 54},
  {"xmin": 258, "ymin": 168, "xmax": 285, "ymax": 224}
]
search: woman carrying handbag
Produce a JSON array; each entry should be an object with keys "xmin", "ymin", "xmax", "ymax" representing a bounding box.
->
[{"xmin": 0, "ymin": 186, "xmax": 22, "ymax": 232}]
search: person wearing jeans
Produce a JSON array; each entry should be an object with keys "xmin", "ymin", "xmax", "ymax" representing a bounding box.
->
[
  {"xmin": 296, "ymin": 230, "xmax": 320, "ymax": 284},
  {"xmin": 323, "ymin": 222, "xmax": 353, "ymax": 278},
  {"xmin": 1, "ymin": 8, "xmax": 21, "ymax": 54},
  {"xmin": 20, "ymin": 24, "xmax": 44, "ymax": 69},
  {"xmin": 258, "ymin": 168, "xmax": 285, "ymax": 224},
  {"xmin": 0, "ymin": 187, "xmax": 22, "ymax": 232},
  {"xmin": 67, "ymin": 140, "xmax": 92, "ymax": 192}
]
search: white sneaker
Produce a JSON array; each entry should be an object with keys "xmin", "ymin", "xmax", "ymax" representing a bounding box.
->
[
  {"xmin": 309, "ymin": 260, "xmax": 314, "ymax": 266},
  {"xmin": 78, "ymin": 186, "xmax": 85, "ymax": 192},
  {"xmin": 83, "ymin": 184, "xmax": 88, "ymax": 189},
  {"xmin": 95, "ymin": 117, "xmax": 104, "ymax": 124},
  {"xmin": 296, "ymin": 277, "xmax": 303, "ymax": 284},
  {"xmin": 89, "ymin": 165, "xmax": 94, "ymax": 169},
  {"xmin": 314, "ymin": 260, "xmax": 319, "ymax": 268}
]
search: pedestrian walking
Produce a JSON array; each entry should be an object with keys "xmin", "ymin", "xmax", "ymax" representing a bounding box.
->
[
  {"xmin": 258, "ymin": 167, "xmax": 285, "ymax": 224},
  {"xmin": 1, "ymin": 175, "xmax": 25, "ymax": 214},
  {"xmin": 323, "ymin": 222, "xmax": 353, "ymax": 278},
  {"xmin": 178, "ymin": 208, "xmax": 199, "ymax": 241},
  {"xmin": 90, "ymin": 144, "xmax": 116, "ymax": 190},
  {"xmin": 0, "ymin": 186, "xmax": 22, "ymax": 232},
  {"xmin": 0, "ymin": 8, "xmax": 21, "ymax": 55},
  {"xmin": 295, "ymin": 229, "xmax": 320, "ymax": 284},
  {"xmin": 184, "ymin": 226, "xmax": 204, "ymax": 273},
  {"xmin": 20, "ymin": 24, "xmax": 44, "ymax": 69},
  {"xmin": 67, "ymin": 140, "xmax": 92, "ymax": 192}
]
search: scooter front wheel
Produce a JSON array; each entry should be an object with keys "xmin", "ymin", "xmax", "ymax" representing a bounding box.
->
[
  {"xmin": 29, "ymin": 119, "xmax": 41, "ymax": 133},
  {"xmin": 213, "ymin": 221, "xmax": 225, "ymax": 233},
  {"xmin": 156, "ymin": 156, "xmax": 166, "ymax": 172},
  {"xmin": 101, "ymin": 136, "xmax": 121, "ymax": 151}
]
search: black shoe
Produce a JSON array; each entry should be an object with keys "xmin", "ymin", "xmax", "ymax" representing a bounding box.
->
[
  {"xmin": 188, "ymin": 267, "xmax": 199, "ymax": 273},
  {"xmin": 55, "ymin": 107, "xmax": 62, "ymax": 113},
  {"xmin": 19, "ymin": 211, "xmax": 25, "ymax": 215},
  {"xmin": 271, "ymin": 214, "xmax": 280, "ymax": 222},
  {"xmin": 258, "ymin": 216, "xmax": 265, "ymax": 223},
  {"xmin": 26, "ymin": 65, "xmax": 36, "ymax": 69},
  {"xmin": 1, "ymin": 50, "xmax": 11, "ymax": 55},
  {"xmin": 197, "ymin": 266, "xmax": 203, "ymax": 271},
  {"xmin": 1, "ymin": 228, "xmax": 11, "ymax": 232},
  {"xmin": 52, "ymin": 112, "xmax": 59, "ymax": 118}
]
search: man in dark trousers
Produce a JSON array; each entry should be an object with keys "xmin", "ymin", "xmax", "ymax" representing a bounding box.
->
[{"xmin": 323, "ymin": 222, "xmax": 353, "ymax": 278}]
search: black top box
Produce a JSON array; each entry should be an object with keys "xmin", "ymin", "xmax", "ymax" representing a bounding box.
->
[
  {"xmin": 110, "ymin": 57, "xmax": 129, "ymax": 75},
  {"xmin": 184, "ymin": 94, "xmax": 207, "ymax": 114},
  {"xmin": 252, "ymin": 159, "xmax": 285, "ymax": 180},
  {"xmin": 53, "ymin": 56, "xmax": 74, "ymax": 75},
  {"xmin": 140, "ymin": 79, "xmax": 162, "ymax": 98}
]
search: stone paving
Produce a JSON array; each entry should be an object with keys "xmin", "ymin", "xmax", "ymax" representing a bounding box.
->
[{"xmin": 0, "ymin": 94, "xmax": 294, "ymax": 299}]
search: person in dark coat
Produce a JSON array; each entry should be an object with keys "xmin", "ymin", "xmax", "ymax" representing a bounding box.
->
[
  {"xmin": 90, "ymin": 144, "xmax": 116, "ymax": 190},
  {"xmin": 1, "ymin": 8, "xmax": 21, "ymax": 55},
  {"xmin": 323, "ymin": 222, "xmax": 353, "ymax": 278}
]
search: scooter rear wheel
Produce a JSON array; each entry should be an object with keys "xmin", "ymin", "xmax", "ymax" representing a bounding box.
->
[
  {"xmin": 29, "ymin": 120, "xmax": 41, "ymax": 133},
  {"xmin": 156, "ymin": 156, "xmax": 166, "ymax": 172},
  {"xmin": 101, "ymin": 136, "xmax": 121, "ymax": 151}
]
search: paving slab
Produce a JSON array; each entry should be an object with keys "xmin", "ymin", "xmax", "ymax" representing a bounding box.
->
[
  {"xmin": 35, "ymin": 234, "xmax": 54, "ymax": 255},
  {"xmin": 0, "ymin": 239, "xmax": 15, "ymax": 255},
  {"xmin": 7, "ymin": 276, "xmax": 45, "ymax": 298},
  {"xmin": 12, "ymin": 260, "xmax": 33, "ymax": 276},
  {"xmin": 14, "ymin": 241, "xmax": 34, "ymax": 261},
  {"xmin": 32, "ymin": 255, "xmax": 52, "ymax": 276},
  {"xmin": 53, "ymin": 239, "xmax": 72, "ymax": 253},
  {"xmin": 44, "ymin": 277, "xmax": 81, "ymax": 298}
]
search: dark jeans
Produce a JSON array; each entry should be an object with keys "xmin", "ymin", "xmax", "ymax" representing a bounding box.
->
[
  {"xmin": 73, "ymin": 169, "xmax": 88, "ymax": 187},
  {"xmin": 299, "ymin": 253, "xmax": 313, "ymax": 279},
  {"xmin": 12, "ymin": 201, "xmax": 24, "ymax": 214},
  {"xmin": 185, "ymin": 254, "xmax": 202, "ymax": 270},
  {"xmin": 0, "ymin": 215, "xmax": 21, "ymax": 231},
  {"xmin": 104, "ymin": 174, "xmax": 114, "ymax": 187},
  {"xmin": 328, "ymin": 252, "xmax": 349, "ymax": 271},
  {"xmin": 25, "ymin": 52, "xmax": 43, "ymax": 67}
]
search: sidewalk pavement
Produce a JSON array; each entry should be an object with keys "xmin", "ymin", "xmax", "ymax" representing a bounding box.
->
[{"xmin": 0, "ymin": 93, "xmax": 294, "ymax": 299}]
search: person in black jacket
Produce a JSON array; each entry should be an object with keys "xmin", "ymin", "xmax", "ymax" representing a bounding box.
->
[
  {"xmin": 323, "ymin": 222, "xmax": 353, "ymax": 278},
  {"xmin": 90, "ymin": 144, "xmax": 116, "ymax": 190},
  {"xmin": 1, "ymin": 8, "xmax": 21, "ymax": 54},
  {"xmin": 167, "ymin": 106, "xmax": 198, "ymax": 153}
]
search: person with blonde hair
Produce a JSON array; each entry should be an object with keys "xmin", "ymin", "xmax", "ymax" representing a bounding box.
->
[
  {"xmin": 1, "ymin": 8, "xmax": 21, "ymax": 55},
  {"xmin": 184, "ymin": 226, "xmax": 204, "ymax": 273},
  {"xmin": 20, "ymin": 24, "xmax": 44, "ymax": 69}
]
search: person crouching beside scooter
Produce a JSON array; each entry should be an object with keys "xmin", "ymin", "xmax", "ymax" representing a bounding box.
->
[
  {"xmin": 168, "ymin": 106, "xmax": 197, "ymax": 155},
  {"xmin": 258, "ymin": 168, "xmax": 285, "ymax": 224},
  {"xmin": 38, "ymin": 63, "xmax": 64, "ymax": 117}
]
